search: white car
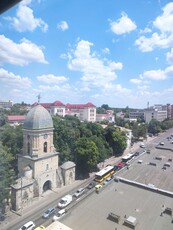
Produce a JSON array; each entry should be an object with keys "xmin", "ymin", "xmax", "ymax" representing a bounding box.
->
[
  {"xmin": 74, "ymin": 187, "xmax": 85, "ymax": 198},
  {"xmin": 53, "ymin": 209, "xmax": 66, "ymax": 221},
  {"xmin": 19, "ymin": 221, "xmax": 35, "ymax": 230}
]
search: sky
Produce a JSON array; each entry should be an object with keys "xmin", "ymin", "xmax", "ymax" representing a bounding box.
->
[{"xmin": 0, "ymin": 0, "xmax": 173, "ymax": 109}]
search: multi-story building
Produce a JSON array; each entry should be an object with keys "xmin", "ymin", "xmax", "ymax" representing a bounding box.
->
[
  {"xmin": 0, "ymin": 100, "xmax": 13, "ymax": 110},
  {"xmin": 34, "ymin": 101, "xmax": 97, "ymax": 122},
  {"xmin": 66, "ymin": 102, "xmax": 96, "ymax": 122},
  {"xmin": 129, "ymin": 111, "xmax": 144, "ymax": 120},
  {"xmin": 144, "ymin": 109, "xmax": 167, "ymax": 123}
]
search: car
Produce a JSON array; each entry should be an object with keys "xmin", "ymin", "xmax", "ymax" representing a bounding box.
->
[
  {"xmin": 19, "ymin": 221, "xmax": 35, "ymax": 230},
  {"xmin": 140, "ymin": 143, "xmax": 146, "ymax": 148},
  {"xmin": 34, "ymin": 226, "xmax": 45, "ymax": 230},
  {"xmin": 95, "ymin": 184, "xmax": 102, "ymax": 190},
  {"xmin": 52, "ymin": 209, "xmax": 67, "ymax": 221},
  {"xmin": 42, "ymin": 207, "xmax": 56, "ymax": 219},
  {"xmin": 160, "ymin": 142, "xmax": 164, "ymax": 145},
  {"xmin": 87, "ymin": 181, "xmax": 96, "ymax": 189},
  {"xmin": 134, "ymin": 151, "xmax": 140, "ymax": 156},
  {"xmin": 74, "ymin": 187, "xmax": 85, "ymax": 198}
]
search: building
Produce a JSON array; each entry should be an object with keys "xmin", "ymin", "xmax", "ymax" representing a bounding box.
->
[
  {"xmin": 6, "ymin": 115, "xmax": 26, "ymax": 126},
  {"xmin": 129, "ymin": 111, "xmax": 144, "ymax": 120},
  {"xmin": 144, "ymin": 109, "xmax": 167, "ymax": 123},
  {"xmin": 96, "ymin": 110, "xmax": 115, "ymax": 123},
  {"xmin": 35, "ymin": 101, "xmax": 97, "ymax": 122},
  {"xmin": 0, "ymin": 100, "xmax": 13, "ymax": 110},
  {"xmin": 11, "ymin": 104, "xmax": 75, "ymax": 211}
]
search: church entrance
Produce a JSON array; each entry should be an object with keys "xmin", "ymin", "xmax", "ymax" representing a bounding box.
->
[{"xmin": 43, "ymin": 180, "xmax": 52, "ymax": 192}]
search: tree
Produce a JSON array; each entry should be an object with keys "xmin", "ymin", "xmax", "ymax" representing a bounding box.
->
[
  {"xmin": 0, "ymin": 142, "xmax": 15, "ymax": 212},
  {"xmin": 101, "ymin": 104, "xmax": 110, "ymax": 110},
  {"xmin": 148, "ymin": 119, "xmax": 162, "ymax": 135},
  {"xmin": 105, "ymin": 125, "xmax": 127, "ymax": 155},
  {"xmin": 74, "ymin": 137, "xmax": 99, "ymax": 173}
]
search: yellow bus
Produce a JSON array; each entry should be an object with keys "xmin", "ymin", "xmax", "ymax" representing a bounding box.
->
[{"xmin": 95, "ymin": 165, "xmax": 114, "ymax": 183}]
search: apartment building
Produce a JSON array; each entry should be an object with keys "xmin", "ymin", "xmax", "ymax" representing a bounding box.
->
[
  {"xmin": 0, "ymin": 100, "xmax": 13, "ymax": 109},
  {"xmin": 144, "ymin": 109, "xmax": 167, "ymax": 123},
  {"xmin": 35, "ymin": 101, "xmax": 96, "ymax": 122}
]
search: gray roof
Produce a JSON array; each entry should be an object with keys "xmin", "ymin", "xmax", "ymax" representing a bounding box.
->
[
  {"xmin": 61, "ymin": 161, "xmax": 76, "ymax": 170},
  {"xmin": 24, "ymin": 104, "xmax": 53, "ymax": 130}
]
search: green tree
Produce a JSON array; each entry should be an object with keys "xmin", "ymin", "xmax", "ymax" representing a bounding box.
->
[
  {"xmin": 105, "ymin": 125, "xmax": 127, "ymax": 155},
  {"xmin": 0, "ymin": 142, "xmax": 15, "ymax": 211},
  {"xmin": 75, "ymin": 137, "xmax": 99, "ymax": 173}
]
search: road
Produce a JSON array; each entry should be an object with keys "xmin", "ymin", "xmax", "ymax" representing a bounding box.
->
[{"xmin": 2, "ymin": 128, "xmax": 173, "ymax": 230}]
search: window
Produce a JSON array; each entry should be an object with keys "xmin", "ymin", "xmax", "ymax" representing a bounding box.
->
[
  {"xmin": 44, "ymin": 142, "xmax": 47, "ymax": 152},
  {"xmin": 27, "ymin": 142, "xmax": 30, "ymax": 155}
]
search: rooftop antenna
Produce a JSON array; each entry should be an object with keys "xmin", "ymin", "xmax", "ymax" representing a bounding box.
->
[{"xmin": 37, "ymin": 94, "xmax": 41, "ymax": 104}]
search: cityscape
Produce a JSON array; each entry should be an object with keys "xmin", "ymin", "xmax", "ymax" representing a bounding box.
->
[{"xmin": 1, "ymin": 1, "xmax": 173, "ymax": 230}]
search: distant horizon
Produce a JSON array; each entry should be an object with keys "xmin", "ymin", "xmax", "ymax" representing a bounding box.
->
[{"xmin": 1, "ymin": 1, "xmax": 173, "ymax": 108}]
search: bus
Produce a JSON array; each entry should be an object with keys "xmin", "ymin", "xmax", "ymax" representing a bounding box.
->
[
  {"xmin": 95, "ymin": 165, "xmax": 115, "ymax": 183},
  {"xmin": 122, "ymin": 153, "xmax": 134, "ymax": 163}
]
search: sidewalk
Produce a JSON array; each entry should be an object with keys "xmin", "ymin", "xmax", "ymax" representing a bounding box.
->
[{"xmin": 0, "ymin": 138, "xmax": 152, "ymax": 230}]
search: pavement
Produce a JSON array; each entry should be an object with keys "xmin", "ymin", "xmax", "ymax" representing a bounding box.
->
[{"xmin": 0, "ymin": 139, "xmax": 151, "ymax": 230}]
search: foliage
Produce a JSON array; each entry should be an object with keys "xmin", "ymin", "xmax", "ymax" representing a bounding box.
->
[
  {"xmin": 104, "ymin": 125, "xmax": 127, "ymax": 155},
  {"xmin": 0, "ymin": 142, "xmax": 15, "ymax": 208},
  {"xmin": 75, "ymin": 137, "xmax": 99, "ymax": 173}
]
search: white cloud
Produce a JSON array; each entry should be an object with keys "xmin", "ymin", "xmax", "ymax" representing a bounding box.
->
[
  {"xmin": 57, "ymin": 21, "xmax": 69, "ymax": 31},
  {"xmin": 39, "ymin": 83, "xmax": 71, "ymax": 92},
  {"xmin": 0, "ymin": 68, "xmax": 31, "ymax": 89},
  {"xmin": 166, "ymin": 48, "xmax": 173, "ymax": 64},
  {"xmin": 109, "ymin": 12, "xmax": 137, "ymax": 35},
  {"xmin": 143, "ymin": 69, "xmax": 167, "ymax": 80},
  {"xmin": 67, "ymin": 40, "xmax": 122, "ymax": 88},
  {"xmin": 135, "ymin": 2, "xmax": 173, "ymax": 52},
  {"xmin": 37, "ymin": 74, "xmax": 68, "ymax": 84},
  {"xmin": 0, "ymin": 35, "xmax": 48, "ymax": 66},
  {"xmin": 5, "ymin": 2, "xmax": 48, "ymax": 32},
  {"xmin": 130, "ymin": 78, "xmax": 143, "ymax": 85},
  {"xmin": 102, "ymin": 48, "xmax": 110, "ymax": 54}
]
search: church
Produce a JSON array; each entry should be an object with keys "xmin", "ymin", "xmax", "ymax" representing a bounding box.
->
[{"xmin": 11, "ymin": 103, "xmax": 75, "ymax": 211}]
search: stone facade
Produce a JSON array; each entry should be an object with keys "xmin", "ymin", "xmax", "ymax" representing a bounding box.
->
[{"xmin": 11, "ymin": 104, "xmax": 75, "ymax": 211}]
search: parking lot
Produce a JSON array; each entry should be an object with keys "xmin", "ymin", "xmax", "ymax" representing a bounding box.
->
[{"xmin": 61, "ymin": 137, "xmax": 173, "ymax": 230}]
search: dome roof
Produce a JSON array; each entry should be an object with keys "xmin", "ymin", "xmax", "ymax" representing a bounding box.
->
[{"xmin": 24, "ymin": 104, "xmax": 53, "ymax": 130}]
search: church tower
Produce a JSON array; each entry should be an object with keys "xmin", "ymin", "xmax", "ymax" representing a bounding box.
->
[{"xmin": 18, "ymin": 104, "xmax": 59, "ymax": 195}]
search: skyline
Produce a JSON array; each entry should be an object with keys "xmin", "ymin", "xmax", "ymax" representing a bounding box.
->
[{"xmin": 0, "ymin": 0, "xmax": 173, "ymax": 108}]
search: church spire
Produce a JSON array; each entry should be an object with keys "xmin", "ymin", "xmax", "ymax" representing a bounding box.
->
[{"xmin": 37, "ymin": 94, "xmax": 41, "ymax": 104}]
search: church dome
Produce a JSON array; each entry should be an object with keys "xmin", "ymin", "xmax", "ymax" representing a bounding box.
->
[{"xmin": 24, "ymin": 104, "xmax": 53, "ymax": 130}]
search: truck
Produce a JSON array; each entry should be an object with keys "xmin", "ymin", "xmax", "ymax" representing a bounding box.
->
[{"xmin": 58, "ymin": 194, "xmax": 72, "ymax": 209}]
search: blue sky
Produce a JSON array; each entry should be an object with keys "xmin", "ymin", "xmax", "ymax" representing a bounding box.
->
[{"xmin": 0, "ymin": 0, "xmax": 173, "ymax": 108}]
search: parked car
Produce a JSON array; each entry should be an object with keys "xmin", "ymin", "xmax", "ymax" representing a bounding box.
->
[
  {"xmin": 74, "ymin": 188, "xmax": 85, "ymax": 198},
  {"xmin": 19, "ymin": 221, "xmax": 35, "ymax": 230},
  {"xmin": 34, "ymin": 226, "xmax": 45, "ymax": 230},
  {"xmin": 42, "ymin": 207, "xmax": 56, "ymax": 219},
  {"xmin": 134, "ymin": 151, "xmax": 140, "ymax": 156},
  {"xmin": 52, "ymin": 209, "xmax": 67, "ymax": 221},
  {"xmin": 87, "ymin": 181, "xmax": 96, "ymax": 189}
]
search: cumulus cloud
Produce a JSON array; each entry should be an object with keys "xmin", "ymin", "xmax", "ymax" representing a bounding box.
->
[
  {"xmin": 143, "ymin": 69, "xmax": 167, "ymax": 80},
  {"xmin": 5, "ymin": 1, "xmax": 48, "ymax": 32},
  {"xmin": 57, "ymin": 21, "xmax": 69, "ymax": 31},
  {"xmin": 0, "ymin": 35, "xmax": 48, "ymax": 66},
  {"xmin": 135, "ymin": 2, "xmax": 173, "ymax": 52},
  {"xmin": 109, "ymin": 12, "xmax": 137, "ymax": 35},
  {"xmin": 130, "ymin": 78, "xmax": 143, "ymax": 85},
  {"xmin": 37, "ymin": 74, "xmax": 68, "ymax": 84},
  {"xmin": 67, "ymin": 40, "xmax": 123, "ymax": 88},
  {"xmin": 166, "ymin": 48, "xmax": 173, "ymax": 64},
  {"xmin": 0, "ymin": 68, "xmax": 31, "ymax": 89}
]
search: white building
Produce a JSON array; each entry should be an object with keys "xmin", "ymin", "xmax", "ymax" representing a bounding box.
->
[{"xmin": 144, "ymin": 109, "xmax": 167, "ymax": 123}]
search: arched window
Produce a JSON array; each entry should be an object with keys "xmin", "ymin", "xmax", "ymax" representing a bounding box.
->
[
  {"xmin": 44, "ymin": 142, "xmax": 47, "ymax": 152},
  {"xmin": 27, "ymin": 142, "xmax": 30, "ymax": 155}
]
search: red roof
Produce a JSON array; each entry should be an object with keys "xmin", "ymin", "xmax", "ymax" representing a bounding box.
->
[
  {"xmin": 52, "ymin": 101, "xmax": 65, "ymax": 106},
  {"xmin": 66, "ymin": 102, "xmax": 96, "ymax": 109},
  {"xmin": 7, "ymin": 115, "xmax": 26, "ymax": 121}
]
